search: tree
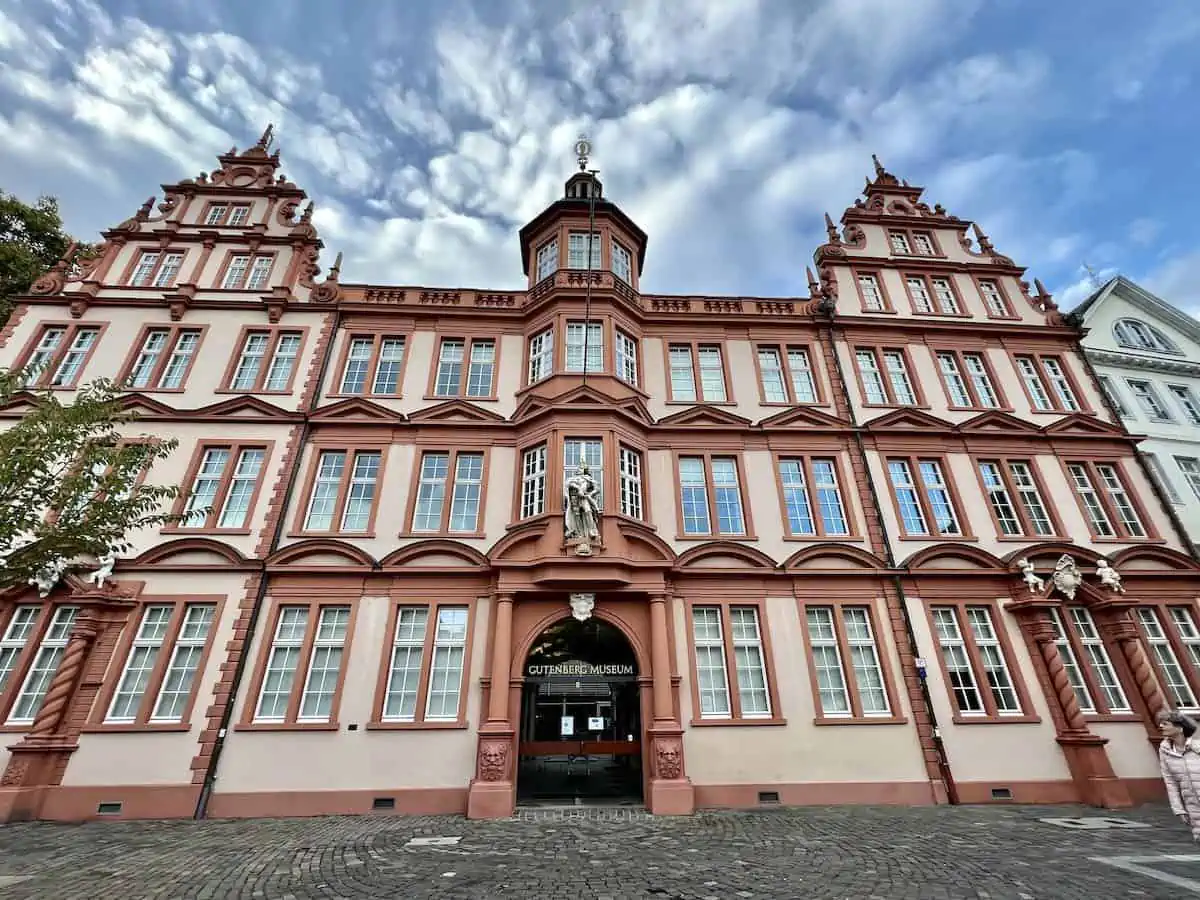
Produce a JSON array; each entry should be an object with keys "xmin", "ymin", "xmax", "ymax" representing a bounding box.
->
[
  {"xmin": 0, "ymin": 368, "xmax": 182, "ymax": 593},
  {"xmin": 0, "ymin": 190, "xmax": 83, "ymax": 326}
]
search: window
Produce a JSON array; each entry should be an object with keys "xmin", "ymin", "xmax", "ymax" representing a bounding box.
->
[
  {"xmin": 565, "ymin": 321, "xmax": 603, "ymax": 374},
  {"xmin": 978, "ymin": 280, "xmax": 1012, "ymax": 317},
  {"xmin": 527, "ymin": 328, "xmax": 554, "ymax": 383},
  {"xmin": 204, "ymin": 204, "xmax": 228, "ymax": 226},
  {"xmin": 1144, "ymin": 453, "xmax": 1183, "ymax": 504},
  {"xmin": 1176, "ymin": 457, "xmax": 1200, "ymax": 501},
  {"xmin": 804, "ymin": 605, "xmax": 892, "ymax": 718},
  {"xmin": 228, "ymin": 329, "xmax": 302, "ymax": 392},
  {"xmin": 1048, "ymin": 607, "xmax": 1129, "ymax": 715},
  {"xmin": 124, "ymin": 327, "xmax": 201, "ymax": 390},
  {"xmin": 1014, "ymin": 354, "xmax": 1080, "ymax": 412},
  {"xmin": 1169, "ymin": 607, "xmax": 1200, "ymax": 679},
  {"xmin": 886, "ymin": 457, "xmax": 962, "ymax": 537},
  {"xmin": 567, "ymin": 231, "xmax": 601, "ymax": 269},
  {"xmin": 220, "ymin": 253, "xmax": 274, "ymax": 290},
  {"xmin": 432, "ymin": 337, "xmax": 495, "ymax": 398},
  {"xmin": 777, "ymin": 457, "xmax": 850, "ymax": 537},
  {"xmin": 1097, "ymin": 376, "xmax": 1131, "ymax": 418},
  {"xmin": 563, "ymin": 439, "xmax": 603, "ymax": 507},
  {"xmin": 889, "ymin": 229, "xmax": 936, "ymax": 255},
  {"xmin": 227, "ymin": 204, "xmax": 251, "ymax": 226},
  {"xmin": 678, "ymin": 455, "xmax": 747, "ymax": 537},
  {"xmin": 612, "ymin": 241, "xmax": 633, "ymax": 283},
  {"xmin": 1127, "ymin": 379, "xmax": 1173, "ymax": 421},
  {"xmin": 856, "ymin": 272, "xmax": 888, "ymax": 311},
  {"xmin": 905, "ymin": 275, "xmax": 960, "ymax": 314},
  {"xmin": 930, "ymin": 605, "xmax": 1022, "ymax": 717},
  {"xmin": 252, "ymin": 605, "xmax": 352, "ymax": 724},
  {"xmin": 520, "ymin": 444, "xmax": 548, "ymax": 518},
  {"xmin": 22, "ymin": 324, "xmax": 102, "ymax": 387},
  {"xmin": 888, "ymin": 231, "xmax": 911, "ymax": 254},
  {"xmin": 128, "ymin": 251, "xmax": 185, "ymax": 288},
  {"xmin": 618, "ymin": 446, "xmax": 644, "ymax": 520},
  {"xmin": 855, "ymin": 348, "xmax": 916, "ymax": 406},
  {"xmin": 302, "ymin": 449, "xmax": 383, "ymax": 533},
  {"xmin": 668, "ymin": 343, "xmax": 728, "ymax": 402},
  {"xmin": 535, "ymin": 239, "xmax": 558, "ymax": 281},
  {"xmin": 977, "ymin": 459, "xmax": 1056, "ymax": 537},
  {"xmin": 691, "ymin": 605, "xmax": 773, "ymax": 720},
  {"xmin": 178, "ymin": 444, "xmax": 267, "ymax": 530},
  {"xmin": 615, "ymin": 329, "xmax": 638, "ymax": 385},
  {"xmin": 203, "ymin": 203, "xmax": 251, "ymax": 227},
  {"xmin": 757, "ymin": 345, "xmax": 818, "ymax": 404},
  {"xmin": 1066, "ymin": 461, "xmax": 1146, "ymax": 539},
  {"xmin": 379, "ymin": 605, "xmax": 470, "ymax": 723},
  {"xmin": 1137, "ymin": 607, "xmax": 1197, "ymax": 709},
  {"xmin": 105, "ymin": 603, "xmax": 216, "ymax": 724},
  {"xmin": 5, "ymin": 606, "xmax": 78, "ymax": 724},
  {"xmin": 1113, "ymin": 319, "xmax": 1181, "ymax": 354},
  {"xmin": 1169, "ymin": 385, "xmax": 1200, "ymax": 426},
  {"xmin": 0, "ymin": 606, "xmax": 40, "ymax": 696},
  {"xmin": 911, "ymin": 232, "xmax": 935, "ymax": 255},
  {"xmin": 338, "ymin": 335, "xmax": 406, "ymax": 395},
  {"xmin": 936, "ymin": 350, "xmax": 1000, "ymax": 408},
  {"xmin": 410, "ymin": 450, "xmax": 485, "ymax": 533}
]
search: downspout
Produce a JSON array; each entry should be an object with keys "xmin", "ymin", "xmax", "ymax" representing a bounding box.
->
[
  {"xmin": 194, "ymin": 305, "xmax": 343, "ymax": 818},
  {"xmin": 820, "ymin": 308, "xmax": 959, "ymax": 803}
]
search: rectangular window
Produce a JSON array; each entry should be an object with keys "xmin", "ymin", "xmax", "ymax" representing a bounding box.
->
[
  {"xmin": 612, "ymin": 242, "xmax": 632, "ymax": 283},
  {"xmin": 855, "ymin": 348, "xmax": 916, "ymax": 406},
  {"xmin": 1015, "ymin": 354, "xmax": 1081, "ymax": 412},
  {"xmin": 1098, "ymin": 376, "xmax": 1131, "ymax": 417},
  {"xmin": 411, "ymin": 450, "xmax": 485, "ymax": 533},
  {"xmin": 128, "ymin": 250, "xmax": 185, "ymax": 288},
  {"xmin": 668, "ymin": 343, "xmax": 728, "ymax": 402},
  {"xmin": 1144, "ymin": 453, "xmax": 1183, "ymax": 504},
  {"xmin": 804, "ymin": 605, "xmax": 891, "ymax": 718},
  {"xmin": 1169, "ymin": 608, "xmax": 1200, "ymax": 676},
  {"xmin": 253, "ymin": 605, "xmax": 352, "ymax": 723},
  {"xmin": 678, "ymin": 455, "xmax": 746, "ymax": 537},
  {"xmin": 150, "ymin": 604, "xmax": 216, "ymax": 721},
  {"xmin": 567, "ymin": 231, "xmax": 601, "ymax": 269},
  {"xmin": 1176, "ymin": 457, "xmax": 1200, "ymax": 501},
  {"xmin": 615, "ymin": 330, "xmax": 638, "ymax": 385},
  {"xmin": 125, "ymin": 327, "xmax": 202, "ymax": 390},
  {"xmin": 228, "ymin": 329, "xmax": 302, "ymax": 392},
  {"xmin": 520, "ymin": 444, "xmax": 547, "ymax": 518},
  {"xmin": 1127, "ymin": 379, "xmax": 1173, "ymax": 421},
  {"xmin": 936, "ymin": 351, "xmax": 1001, "ymax": 408},
  {"xmin": 302, "ymin": 449, "xmax": 383, "ymax": 532},
  {"xmin": 777, "ymin": 456, "xmax": 850, "ymax": 537},
  {"xmin": 180, "ymin": 444, "xmax": 267, "ymax": 529},
  {"xmin": 856, "ymin": 272, "xmax": 886, "ymax": 311},
  {"xmin": 888, "ymin": 231, "xmax": 911, "ymax": 254},
  {"xmin": 1169, "ymin": 385, "xmax": 1200, "ymax": 426},
  {"xmin": 756, "ymin": 345, "xmax": 818, "ymax": 404},
  {"xmin": 978, "ymin": 279, "xmax": 1012, "ymax": 317},
  {"xmin": 912, "ymin": 232, "xmax": 935, "ymax": 255},
  {"xmin": 906, "ymin": 274, "xmax": 960, "ymax": 314},
  {"xmin": 1066, "ymin": 461, "xmax": 1146, "ymax": 539},
  {"xmin": 338, "ymin": 335, "xmax": 406, "ymax": 395},
  {"xmin": 433, "ymin": 337, "xmax": 496, "ymax": 398},
  {"xmin": 221, "ymin": 254, "xmax": 275, "ymax": 290},
  {"xmin": 527, "ymin": 328, "xmax": 554, "ymax": 383},
  {"xmin": 204, "ymin": 204, "xmax": 228, "ymax": 226},
  {"xmin": 227, "ymin": 204, "xmax": 251, "ymax": 226},
  {"xmin": 691, "ymin": 605, "xmax": 773, "ymax": 720},
  {"xmin": 1050, "ymin": 607, "xmax": 1130, "ymax": 715},
  {"xmin": 380, "ymin": 605, "xmax": 470, "ymax": 723},
  {"xmin": 977, "ymin": 459, "xmax": 1055, "ymax": 537},
  {"xmin": 6, "ymin": 606, "xmax": 78, "ymax": 724},
  {"xmin": 931, "ymin": 605, "xmax": 1022, "ymax": 717},
  {"xmin": 565, "ymin": 321, "xmax": 603, "ymax": 373},
  {"xmin": 563, "ymin": 439, "xmax": 603, "ymax": 508},
  {"xmin": 22, "ymin": 324, "xmax": 102, "ymax": 388},
  {"xmin": 618, "ymin": 446, "xmax": 644, "ymax": 520},
  {"xmin": 887, "ymin": 457, "xmax": 961, "ymax": 537},
  {"xmin": 0, "ymin": 606, "xmax": 40, "ymax": 696},
  {"xmin": 1138, "ymin": 608, "xmax": 1198, "ymax": 709},
  {"xmin": 535, "ymin": 239, "xmax": 558, "ymax": 282}
]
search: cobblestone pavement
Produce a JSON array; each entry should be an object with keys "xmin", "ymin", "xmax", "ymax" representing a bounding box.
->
[{"xmin": 2, "ymin": 803, "xmax": 1199, "ymax": 899}]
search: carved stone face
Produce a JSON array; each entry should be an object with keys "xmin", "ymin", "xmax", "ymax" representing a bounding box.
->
[{"xmin": 482, "ymin": 744, "xmax": 504, "ymax": 767}]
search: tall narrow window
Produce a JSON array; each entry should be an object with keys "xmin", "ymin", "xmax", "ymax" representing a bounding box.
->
[
  {"xmin": 253, "ymin": 605, "xmax": 351, "ymax": 724},
  {"xmin": 434, "ymin": 338, "xmax": 496, "ymax": 398},
  {"xmin": 535, "ymin": 239, "xmax": 558, "ymax": 282},
  {"xmin": 691, "ymin": 605, "xmax": 774, "ymax": 720},
  {"xmin": 804, "ymin": 605, "xmax": 891, "ymax": 718},
  {"xmin": 6, "ymin": 606, "xmax": 78, "ymax": 724},
  {"xmin": 1144, "ymin": 453, "xmax": 1183, "ymax": 504},
  {"xmin": 1015, "ymin": 354, "xmax": 1083, "ymax": 412},
  {"xmin": 1127, "ymin": 379, "xmax": 1173, "ymax": 421},
  {"xmin": 298, "ymin": 607, "xmax": 351, "ymax": 721},
  {"xmin": 520, "ymin": 444, "xmax": 547, "ymax": 518},
  {"xmin": 1066, "ymin": 461, "xmax": 1146, "ymax": 539},
  {"xmin": 907, "ymin": 277, "xmax": 934, "ymax": 313},
  {"xmin": 931, "ymin": 606, "xmax": 1022, "ymax": 717},
  {"xmin": 977, "ymin": 460, "xmax": 1055, "ymax": 537},
  {"xmin": 228, "ymin": 330, "xmax": 302, "ymax": 392},
  {"xmin": 756, "ymin": 345, "xmax": 819, "ymax": 405},
  {"xmin": 1052, "ymin": 607, "xmax": 1130, "ymax": 714},
  {"xmin": 338, "ymin": 335, "xmax": 406, "ymax": 395},
  {"xmin": 221, "ymin": 254, "xmax": 274, "ymax": 290},
  {"xmin": 1042, "ymin": 357, "xmax": 1081, "ymax": 410},
  {"xmin": 23, "ymin": 325, "xmax": 101, "ymax": 388},
  {"xmin": 0, "ymin": 606, "xmax": 40, "ymax": 695},
  {"xmin": 618, "ymin": 446, "xmax": 644, "ymax": 520},
  {"xmin": 565, "ymin": 322, "xmax": 603, "ymax": 373},
  {"xmin": 668, "ymin": 343, "xmax": 727, "ymax": 402},
  {"xmin": 692, "ymin": 607, "xmax": 731, "ymax": 718},
  {"xmin": 1138, "ymin": 608, "xmax": 1198, "ymax": 709},
  {"xmin": 411, "ymin": 450, "xmax": 485, "ymax": 533},
  {"xmin": 855, "ymin": 348, "xmax": 916, "ymax": 405},
  {"xmin": 912, "ymin": 232, "xmax": 935, "ymax": 255},
  {"xmin": 931, "ymin": 277, "xmax": 960, "ymax": 314},
  {"xmin": 527, "ymin": 328, "xmax": 554, "ymax": 383},
  {"xmin": 857, "ymin": 273, "xmax": 886, "ymax": 311},
  {"xmin": 563, "ymin": 439, "xmax": 603, "ymax": 507},
  {"xmin": 1176, "ymin": 457, "xmax": 1200, "ymax": 501},
  {"xmin": 678, "ymin": 455, "xmax": 746, "ymax": 536},
  {"xmin": 180, "ymin": 445, "xmax": 267, "ymax": 529},
  {"xmin": 978, "ymin": 279, "xmax": 1012, "ymax": 317},
  {"xmin": 150, "ymin": 604, "xmax": 216, "ymax": 722},
  {"xmin": 888, "ymin": 231, "xmax": 911, "ymax": 254},
  {"xmin": 380, "ymin": 605, "xmax": 471, "ymax": 724},
  {"xmin": 615, "ymin": 330, "xmax": 638, "ymax": 385},
  {"xmin": 126, "ymin": 327, "xmax": 201, "ymax": 390},
  {"xmin": 1169, "ymin": 385, "xmax": 1200, "ymax": 426},
  {"xmin": 106, "ymin": 605, "xmax": 175, "ymax": 722},
  {"xmin": 758, "ymin": 347, "xmax": 789, "ymax": 402},
  {"xmin": 1169, "ymin": 608, "xmax": 1200, "ymax": 673},
  {"xmin": 778, "ymin": 457, "xmax": 849, "ymax": 537},
  {"xmin": 567, "ymin": 231, "xmax": 601, "ymax": 269},
  {"xmin": 612, "ymin": 242, "xmax": 632, "ymax": 283},
  {"xmin": 302, "ymin": 449, "xmax": 383, "ymax": 533}
]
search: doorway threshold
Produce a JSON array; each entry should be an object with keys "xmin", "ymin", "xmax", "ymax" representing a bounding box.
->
[{"xmin": 517, "ymin": 796, "xmax": 644, "ymax": 809}]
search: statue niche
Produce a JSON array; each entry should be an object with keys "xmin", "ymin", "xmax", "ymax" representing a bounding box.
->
[{"xmin": 563, "ymin": 462, "xmax": 601, "ymax": 556}]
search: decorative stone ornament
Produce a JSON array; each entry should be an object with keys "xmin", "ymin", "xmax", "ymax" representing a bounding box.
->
[
  {"xmin": 564, "ymin": 462, "xmax": 601, "ymax": 556},
  {"xmin": 1017, "ymin": 558, "xmax": 1045, "ymax": 594},
  {"xmin": 1096, "ymin": 558, "xmax": 1126, "ymax": 594},
  {"xmin": 568, "ymin": 593, "xmax": 595, "ymax": 622},
  {"xmin": 478, "ymin": 740, "xmax": 509, "ymax": 782},
  {"xmin": 1051, "ymin": 554, "xmax": 1083, "ymax": 601},
  {"xmin": 655, "ymin": 738, "xmax": 683, "ymax": 780},
  {"xmin": 28, "ymin": 557, "xmax": 67, "ymax": 598},
  {"xmin": 86, "ymin": 549, "xmax": 118, "ymax": 590}
]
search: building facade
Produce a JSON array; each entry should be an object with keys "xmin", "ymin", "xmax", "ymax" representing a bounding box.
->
[
  {"xmin": 1073, "ymin": 275, "xmax": 1200, "ymax": 555},
  {"xmin": 2, "ymin": 134, "xmax": 1199, "ymax": 824}
]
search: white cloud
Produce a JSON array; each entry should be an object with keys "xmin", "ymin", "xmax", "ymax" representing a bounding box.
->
[{"xmin": 1143, "ymin": 250, "xmax": 1200, "ymax": 318}]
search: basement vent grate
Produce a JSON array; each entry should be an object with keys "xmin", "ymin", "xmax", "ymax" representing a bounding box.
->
[
  {"xmin": 757, "ymin": 791, "xmax": 781, "ymax": 805},
  {"xmin": 991, "ymin": 788, "xmax": 1013, "ymax": 800},
  {"xmin": 372, "ymin": 797, "xmax": 396, "ymax": 810},
  {"xmin": 96, "ymin": 802, "xmax": 123, "ymax": 815}
]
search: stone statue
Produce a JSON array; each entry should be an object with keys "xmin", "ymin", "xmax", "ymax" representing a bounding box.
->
[
  {"xmin": 1051, "ymin": 554, "xmax": 1082, "ymax": 601},
  {"xmin": 29, "ymin": 556, "xmax": 67, "ymax": 598},
  {"xmin": 86, "ymin": 549, "xmax": 118, "ymax": 589},
  {"xmin": 1017, "ymin": 558, "xmax": 1044, "ymax": 594},
  {"xmin": 569, "ymin": 593, "xmax": 595, "ymax": 622},
  {"xmin": 564, "ymin": 462, "xmax": 601, "ymax": 555},
  {"xmin": 1096, "ymin": 558, "xmax": 1126, "ymax": 594}
]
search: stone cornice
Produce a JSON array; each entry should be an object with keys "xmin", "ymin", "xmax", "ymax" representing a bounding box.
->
[{"xmin": 1084, "ymin": 348, "xmax": 1200, "ymax": 378}]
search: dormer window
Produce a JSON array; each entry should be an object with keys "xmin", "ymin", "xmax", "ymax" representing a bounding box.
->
[
  {"xmin": 204, "ymin": 203, "xmax": 251, "ymax": 227},
  {"xmin": 128, "ymin": 251, "xmax": 185, "ymax": 288},
  {"xmin": 205, "ymin": 204, "xmax": 228, "ymax": 226},
  {"xmin": 612, "ymin": 242, "xmax": 632, "ymax": 283},
  {"xmin": 221, "ymin": 254, "xmax": 274, "ymax": 290},
  {"xmin": 888, "ymin": 229, "xmax": 937, "ymax": 256},
  {"xmin": 535, "ymin": 239, "xmax": 558, "ymax": 282},
  {"xmin": 1113, "ymin": 318, "xmax": 1181, "ymax": 354},
  {"xmin": 567, "ymin": 232, "xmax": 601, "ymax": 269}
]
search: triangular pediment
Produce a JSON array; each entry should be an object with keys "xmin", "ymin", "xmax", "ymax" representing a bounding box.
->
[
  {"xmin": 959, "ymin": 411, "xmax": 1042, "ymax": 434},
  {"xmin": 510, "ymin": 385, "xmax": 654, "ymax": 425},
  {"xmin": 656, "ymin": 405, "xmax": 753, "ymax": 428},
  {"xmin": 408, "ymin": 399, "xmax": 506, "ymax": 423},
  {"xmin": 309, "ymin": 397, "xmax": 406, "ymax": 423},
  {"xmin": 757, "ymin": 406, "xmax": 849, "ymax": 430},
  {"xmin": 1041, "ymin": 413, "xmax": 1128, "ymax": 437},
  {"xmin": 194, "ymin": 395, "xmax": 297, "ymax": 420},
  {"xmin": 862, "ymin": 408, "xmax": 952, "ymax": 431},
  {"xmin": 0, "ymin": 390, "xmax": 42, "ymax": 416},
  {"xmin": 115, "ymin": 393, "xmax": 181, "ymax": 417}
]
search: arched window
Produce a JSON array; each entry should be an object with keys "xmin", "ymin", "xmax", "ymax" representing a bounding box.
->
[{"xmin": 1112, "ymin": 318, "xmax": 1181, "ymax": 354}]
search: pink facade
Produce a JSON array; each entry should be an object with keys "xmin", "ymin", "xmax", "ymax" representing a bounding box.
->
[{"xmin": 1, "ymin": 134, "xmax": 1198, "ymax": 823}]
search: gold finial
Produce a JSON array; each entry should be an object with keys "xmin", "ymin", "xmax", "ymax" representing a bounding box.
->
[{"xmin": 574, "ymin": 133, "xmax": 592, "ymax": 172}]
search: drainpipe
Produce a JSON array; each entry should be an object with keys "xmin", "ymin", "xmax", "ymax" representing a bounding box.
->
[
  {"xmin": 194, "ymin": 305, "xmax": 343, "ymax": 818},
  {"xmin": 820, "ymin": 311, "xmax": 959, "ymax": 803}
]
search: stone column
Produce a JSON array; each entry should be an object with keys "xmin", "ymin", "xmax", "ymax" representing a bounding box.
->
[
  {"xmin": 467, "ymin": 592, "xmax": 517, "ymax": 820},
  {"xmin": 646, "ymin": 590, "xmax": 694, "ymax": 816},
  {"xmin": 1099, "ymin": 609, "xmax": 1166, "ymax": 740}
]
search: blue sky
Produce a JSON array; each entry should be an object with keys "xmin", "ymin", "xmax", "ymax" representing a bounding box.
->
[{"xmin": 2, "ymin": 0, "xmax": 1198, "ymax": 315}]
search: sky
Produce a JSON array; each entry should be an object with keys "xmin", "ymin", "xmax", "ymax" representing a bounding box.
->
[{"xmin": 2, "ymin": 0, "xmax": 1199, "ymax": 316}]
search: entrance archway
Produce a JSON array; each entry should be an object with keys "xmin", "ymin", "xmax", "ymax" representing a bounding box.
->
[{"xmin": 517, "ymin": 616, "xmax": 643, "ymax": 803}]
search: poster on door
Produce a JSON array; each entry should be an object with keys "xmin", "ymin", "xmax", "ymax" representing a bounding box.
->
[
  {"xmin": 560, "ymin": 715, "xmax": 574, "ymax": 736},
  {"xmin": 587, "ymin": 716, "xmax": 605, "ymax": 731}
]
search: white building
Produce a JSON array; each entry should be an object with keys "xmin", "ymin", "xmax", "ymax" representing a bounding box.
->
[{"xmin": 1073, "ymin": 275, "xmax": 1200, "ymax": 554}]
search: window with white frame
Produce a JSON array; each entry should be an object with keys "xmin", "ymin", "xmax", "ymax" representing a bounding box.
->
[
  {"xmin": 612, "ymin": 241, "xmax": 632, "ymax": 283},
  {"xmin": 1066, "ymin": 461, "xmax": 1145, "ymax": 539},
  {"xmin": 977, "ymin": 459, "xmax": 1055, "ymax": 537},
  {"xmin": 1169, "ymin": 385, "xmax": 1200, "ymax": 426},
  {"xmin": 221, "ymin": 254, "xmax": 274, "ymax": 290},
  {"xmin": 931, "ymin": 606, "xmax": 1021, "ymax": 716},
  {"xmin": 228, "ymin": 330, "xmax": 301, "ymax": 392},
  {"xmin": 1015, "ymin": 354, "xmax": 1080, "ymax": 411},
  {"xmin": 565, "ymin": 321, "xmax": 603, "ymax": 373},
  {"xmin": 618, "ymin": 446, "xmax": 644, "ymax": 519},
  {"xmin": 520, "ymin": 444, "xmax": 548, "ymax": 518},
  {"xmin": 1050, "ymin": 607, "xmax": 1129, "ymax": 714},
  {"xmin": 303, "ymin": 449, "xmax": 382, "ymax": 532},
  {"xmin": 615, "ymin": 329, "xmax": 638, "ymax": 385},
  {"xmin": 298, "ymin": 607, "xmax": 350, "ymax": 720},
  {"xmin": 912, "ymin": 232, "xmax": 935, "ymax": 255},
  {"xmin": 24, "ymin": 325, "xmax": 101, "ymax": 388},
  {"xmin": 181, "ymin": 445, "xmax": 266, "ymax": 529},
  {"xmin": 1113, "ymin": 319, "xmax": 1181, "ymax": 354},
  {"xmin": 228, "ymin": 204, "xmax": 251, "ymax": 226},
  {"xmin": 0, "ymin": 606, "xmax": 40, "ymax": 696},
  {"xmin": 978, "ymin": 279, "xmax": 1012, "ymax": 317},
  {"xmin": 338, "ymin": 335, "xmax": 406, "ymax": 395},
  {"xmin": 535, "ymin": 239, "xmax": 558, "ymax": 282},
  {"xmin": 129, "ymin": 251, "xmax": 185, "ymax": 288},
  {"xmin": 757, "ymin": 346, "xmax": 818, "ymax": 404},
  {"xmin": 778, "ymin": 457, "xmax": 849, "ymax": 537},
  {"xmin": 937, "ymin": 351, "xmax": 1000, "ymax": 408},
  {"xmin": 1137, "ymin": 607, "xmax": 1198, "ymax": 709},
  {"xmin": 804, "ymin": 605, "xmax": 890, "ymax": 717},
  {"xmin": 563, "ymin": 438, "xmax": 603, "ymax": 507},
  {"xmin": 150, "ymin": 604, "xmax": 216, "ymax": 721},
  {"xmin": 567, "ymin": 231, "xmax": 601, "ymax": 269},
  {"xmin": 434, "ymin": 338, "xmax": 496, "ymax": 398},
  {"xmin": 1127, "ymin": 379, "xmax": 1173, "ymax": 421},
  {"xmin": 855, "ymin": 348, "xmax": 916, "ymax": 405},
  {"xmin": 691, "ymin": 606, "xmax": 772, "ymax": 719},
  {"xmin": 1144, "ymin": 453, "xmax": 1183, "ymax": 504},
  {"xmin": 668, "ymin": 343, "xmax": 727, "ymax": 402},
  {"xmin": 678, "ymin": 456, "xmax": 746, "ymax": 536},
  {"xmin": 204, "ymin": 204, "xmax": 228, "ymax": 226},
  {"xmin": 1169, "ymin": 607, "xmax": 1200, "ymax": 673},
  {"xmin": 106, "ymin": 605, "xmax": 205, "ymax": 723},
  {"xmin": 411, "ymin": 450, "xmax": 485, "ymax": 533},
  {"xmin": 857, "ymin": 273, "xmax": 886, "ymax": 310},
  {"xmin": 1176, "ymin": 457, "xmax": 1200, "ymax": 501},
  {"xmin": 1097, "ymin": 376, "xmax": 1131, "ymax": 417},
  {"xmin": 381, "ymin": 605, "xmax": 470, "ymax": 722},
  {"xmin": 6, "ymin": 606, "xmax": 78, "ymax": 724},
  {"xmin": 527, "ymin": 328, "xmax": 554, "ymax": 383},
  {"xmin": 253, "ymin": 605, "xmax": 351, "ymax": 723},
  {"xmin": 906, "ymin": 275, "xmax": 960, "ymax": 314},
  {"xmin": 127, "ymin": 327, "xmax": 201, "ymax": 390},
  {"xmin": 888, "ymin": 231, "xmax": 911, "ymax": 254},
  {"xmin": 886, "ymin": 458, "xmax": 961, "ymax": 537}
]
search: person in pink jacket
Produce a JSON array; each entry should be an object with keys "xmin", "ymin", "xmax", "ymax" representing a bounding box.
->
[{"xmin": 1159, "ymin": 710, "xmax": 1200, "ymax": 839}]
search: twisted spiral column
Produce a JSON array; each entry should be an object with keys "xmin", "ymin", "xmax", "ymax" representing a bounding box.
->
[
  {"xmin": 1105, "ymin": 614, "xmax": 1166, "ymax": 719},
  {"xmin": 1028, "ymin": 615, "xmax": 1088, "ymax": 734},
  {"xmin": 27, "ymin": 613, "xmax": 101, "ymax": 739}
]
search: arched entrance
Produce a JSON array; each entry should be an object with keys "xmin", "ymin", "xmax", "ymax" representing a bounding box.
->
[{"xmin": 517, "ymin": 616, "xmax": 643, "ymax": 803}]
